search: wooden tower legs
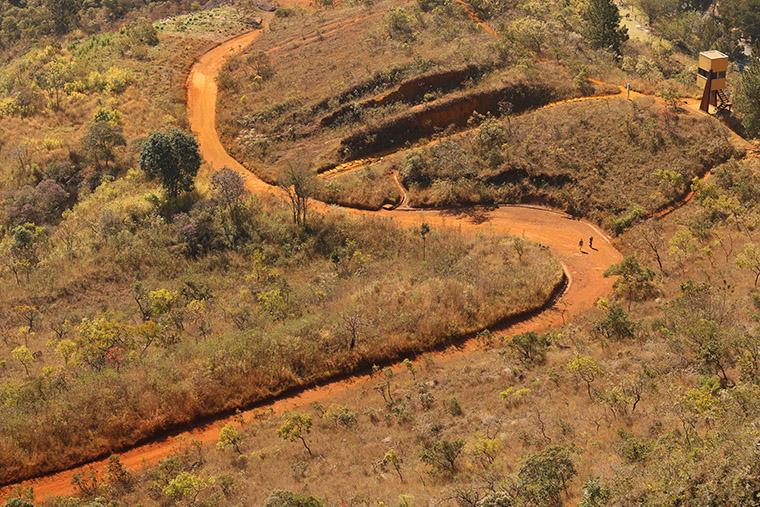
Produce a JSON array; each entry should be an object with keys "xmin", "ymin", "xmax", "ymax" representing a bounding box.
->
[{"xmin": 700, "ymin": 76, "xmax": 712, "ymax": 112}]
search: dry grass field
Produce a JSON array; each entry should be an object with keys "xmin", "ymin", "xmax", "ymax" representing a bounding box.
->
[
  {"xmin": 3, "ymin": 0, "xmax": 760, "ymax": 505},
  {"xmin": 26, "ymin": 157, "xmax": 760, "ymax": 507},
  {"xmin": 392, "ymin": 97, "xmax": 735, "ymax": 224},
  {"xmin": 216, "ymin": 0, "xmax": 637, "ymax": 202}
]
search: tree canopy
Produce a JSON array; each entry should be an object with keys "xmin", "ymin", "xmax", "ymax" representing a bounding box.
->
[
  {"xmin": 139, "ymin": 129, "xmax": 201, "ymax": 199},
  {"xmin": 583, "ymin": 0, "xmax": 629, "ymax": 57}
]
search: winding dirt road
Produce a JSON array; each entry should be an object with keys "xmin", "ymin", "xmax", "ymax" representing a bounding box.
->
[{"xmin": 1, "ymin": 21, "xmax": 628, "ymax": 504}]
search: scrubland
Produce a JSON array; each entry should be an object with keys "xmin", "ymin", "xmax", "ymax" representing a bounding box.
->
[
  {"xmin": 25, "ymin": 155, "xmax": 760, "ymax": 507},
  {"xmin": 0, "ymin": 165, "xmax": 562, "ymax": 484},
  {"xmin": 3, "ymin": 0, "xmax": 760, "ymax": 505},
  {"xmin": 396, "ymin": 97, "xmax": 735, "ymax": 224},
  {"xmin": 217, "ymin": 0, "xmax": 633, "ymax": 201}
]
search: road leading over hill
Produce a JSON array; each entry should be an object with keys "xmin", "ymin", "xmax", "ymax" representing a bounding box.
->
[
  {"xmin": 3, "ymin": 21, "xmax": 624, "ymax": 504},
  {"xmin": 187, "ymin": 27, "xmax": 622, "ymax": 330}
]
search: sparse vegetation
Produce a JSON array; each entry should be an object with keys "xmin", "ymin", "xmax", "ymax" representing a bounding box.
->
[
  {"xmin": 3, "ymin": 0, "xmax": 760, "ymax": 505},
  {"xmin": 394, "ymin": 98, "xmax": 734, "ymax": 224}
]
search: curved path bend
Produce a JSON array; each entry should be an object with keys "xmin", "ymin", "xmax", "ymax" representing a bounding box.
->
[{"xmin": 4, "ymin": 24, "xmax": 625, "ymax": 503}]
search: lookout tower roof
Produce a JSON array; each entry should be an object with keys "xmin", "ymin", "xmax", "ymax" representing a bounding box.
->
[{"xmin": 700, "ymin": 50, "xmax": 728, "ymax": 60}]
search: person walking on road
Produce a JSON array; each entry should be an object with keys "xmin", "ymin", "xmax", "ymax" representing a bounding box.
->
[
  {"xmin": 589, "ymin": 236, "xmax": 594, "ymax": 250},
  {"xmin": 579, "ymin": 239, "xmax": 584, "ymax": 252}
]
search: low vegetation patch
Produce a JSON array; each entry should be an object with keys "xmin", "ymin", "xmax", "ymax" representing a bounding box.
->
[
  {"xmin": 0, "ymin": 167, "xmax": 562, "ymax": 484},
  {"xmin": 397, "ymin": 97, "xmax": 735, "ymax": 225}
]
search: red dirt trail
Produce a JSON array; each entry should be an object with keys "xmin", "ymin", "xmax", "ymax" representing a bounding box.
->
[
  {"xmin": 5, "ymin": 4, "xmax": 753, "ymax": 500},
  {"xmin": 1, "ymin": 21, "xmax": 623, "ymax": 502},
  {"xmin": 7, "ymin": 2, "xmax": 754, "ymax": 500}
]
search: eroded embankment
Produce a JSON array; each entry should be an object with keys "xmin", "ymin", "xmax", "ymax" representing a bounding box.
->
[
  {"xmin": 320, "ymin": 63, "xmax": 490, "ymax": 127},
  {"xmin": 336, "ymin": 81, "xmax": 559, "ymax": 162}
]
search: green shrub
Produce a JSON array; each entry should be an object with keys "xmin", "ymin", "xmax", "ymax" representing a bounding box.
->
[
  {"xmin": 610, "ymin": 206, "xmax": 645, "ymax": 235},
  {"xmin": 265, "ymin": 490, "xmax": 324, "ymax": 507},
  {"xmin": 325, "ymin": 405, "xmax": 358, "ymax": 429},
  {"xmin": 615, "ymin": 430, "xmax": 650, "ymax": 463},
  {"xmin": 420, "ymin": 438, "xmax": 465, "ymax": 474}
]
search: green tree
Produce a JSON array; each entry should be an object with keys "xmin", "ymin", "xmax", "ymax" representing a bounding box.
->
[
  {"xmin": 385, "ymin": 8, "xmax": 416, "ymax": 42},
  {"xmin": 582, "ymin": 0, "xmax": 629, "ymax": 57},
  {"xmin": 4, "ymin": 223, "xmax": 46, "ymax": 284},
  {"xmin": 217, "ymin": 424, "xmax": 243, "ymax": 454},
  {"xmin": 278, "ymin": 165, "xmax": 316, "ymax": 229},
  {"xmin": 277, "ymin": 413, "xmax": 313, "ymax": 456},
  {"xmin": 594, "ymin": 304, "xmax": 636, "ymax": 341},
  {"xmin": 264, "ymin": 490, "xmax": 324, "ymax": 507},
  {"xmin": 634, "ymin": 0, "xmax": 679, "ymax": 24},
  {"xmin": 163, "ymin": 472, "xmax": 206, "ymax": 505},
  {"xmin": 668, "ymin": 227, "xmax": 699, "ymax": 270},
  {"xmin": 508, "ymin": 331, "xmax": 551, "ymax": 367},
  {"xmin": 55, "ymin": 338, "xmax": 76, "ymax": 366},
  {"xmin": 664, "ymin": 283, "xmax": 737, "ymax": 386},
  {"xmin": 683, "ymin": 318, "xmax": 735, "ymax": 386},
  {"xmin": 148, "ymin": 288, "xmax": 181, "ymax": 329},
  {"xmin": 75, "ymin": 317, "xmax": 130, "ymax": 370},
  {"xmin": 11, "ymin": 345, "xmax": 33, "ymax": 377},
  {"xmin": 81, "ymin": 121, "xmax": 127, "ymax": 176},
  {"xmin": 653, "ymin": 167, "xmax": 685, "ymax": 199},
  {"xmin": 44, "ymin": 0, "xmax": 80, "ymax": 34},
  {"xmin": 127, "ymin": 18, "xmax": 160, "ymax": 46},
  {"xmin": 604, "ymin": 256, "xmax": 657, "ymax": 308},
  {"xmin": 105, "ymin": 455, "xmax": 132, "ymax": 493},
  {"xmin": 470, "ymin": 435, "xmax": 501, "ymax": 469},
  {"xmin": 506, "ymin": 18, "xmax": 548, "ymax": 55},
  {"xmin": 516, "ymin": 445, "xmax": 575, "ymax": 505},
  {"xmin": 477, "ymin": 492, "xmax": 513, "ymax": 506},
  {"xmin": 567, "ymin": 355, "xmax": 603, "ymax": 400},
  {"xmin": 419, "ymin": 223, "xmax": 431, "ymax": 260},
  {"xmin": 473, "ymin": 117, "xmax": 507, "ymax": 168},
  {"xmin": 721, "ymin": 0, "xmax": 760, "ymax": 45},
  {"xmin": 735, "ymin": 58, "xmax": 760, "ymax": 138},
  {"xmin": 81, "ymin": 119, "xmax": 126, "ymax": 173},
  {"xmin": 579, "ymin": 477, "xmax": 610, "ymax": 507},
  {"xmin": 379, "ymin": 448, "xmax": 404, "ymax": 482},
  {"xmin": 420, "ymin": 438, "xmax": 465, "ymax": 474},
  {"xmin": 4, "ymin": 498, "xmax": 35, "ymax": 507},
  {"xmin": 615, "ymin": 429, "xmax": 650, "ymax": 463},
  {"xmin": 737, "ymin": 243, "xmax": 760, "ymax": 287},
  {"xmin": 35, "ymin": 57, "xmax": 72, "ymax": 110},
  {"xmin": 140, "ymin": 129, "xmax": 201, "ymax": 199}
]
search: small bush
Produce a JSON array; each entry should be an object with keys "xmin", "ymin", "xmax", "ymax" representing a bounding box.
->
[
  {"xmin": 445, "ymin": 397, "xmax": 463, "ymax": 417},
  {"xmin": 615, "ymin": 430, "xmax": 650, "ymax": 463},
  {"xmin": 420, "ymin": 438, "xmax": 465, "ymax": 474},
  {"xmin": 385, "ymin": 8, "xmax": 416, "ymax": 42},
  {"xmin": 324, "ymin": 405, "xmax": 358, "ymax": 429},
  {"xmin": 610, "ymin": 206, "xmax": 645, "ymax": 235},
  {"xmin": 265, "ymin": 490, "xmax": 324, "ymax": 507}
]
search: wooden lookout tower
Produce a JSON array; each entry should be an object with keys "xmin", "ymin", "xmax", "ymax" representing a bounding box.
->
[{"xmin": 697, "ymin": 50, "xmax": 731, "ymax": 113}]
